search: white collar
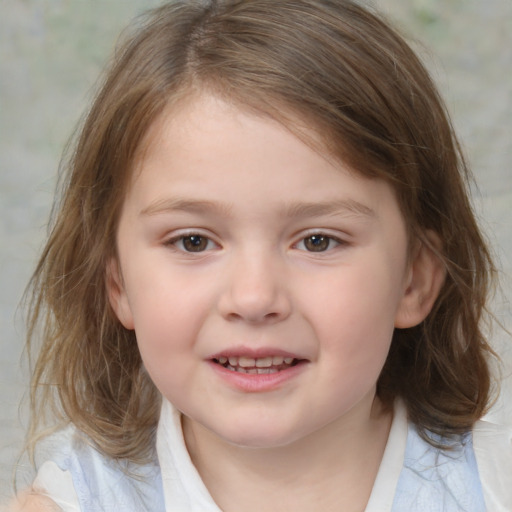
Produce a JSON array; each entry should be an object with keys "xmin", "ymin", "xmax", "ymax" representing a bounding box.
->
[
  {"xmin": 157, "ymin": 399, "xmax": 512, "ymax": 511},
  {"xmin": 365, "ymin": 400, "xmax": 408, "ymax": 512},
  {"xmin": 157, "ymin": 399, "xmax": 222, "ymax": 511},
  {"xmin": 156, "ymin": 399, "xmax": 408, "ymax": 512}
]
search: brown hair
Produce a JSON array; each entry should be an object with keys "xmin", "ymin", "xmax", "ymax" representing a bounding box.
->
[{"xmin": 26, "ymin": 0, "xmax": 498, "ymax": 462}]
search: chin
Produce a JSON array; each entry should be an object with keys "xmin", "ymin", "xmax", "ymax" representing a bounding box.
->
[{"xmin": 215, "ymin": 421, "xmax": 308, "ymax": 450}]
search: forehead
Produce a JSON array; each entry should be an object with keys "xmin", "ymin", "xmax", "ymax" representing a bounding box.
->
[
  {"xmin": 127, "ymin": 92, "xmax": 402, "ymax": 223},
  {"xmin": 136, "ymin": 88, "xmax": 338, "ymax": 173}
]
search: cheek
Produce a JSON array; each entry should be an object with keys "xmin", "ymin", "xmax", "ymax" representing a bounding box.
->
[
  {"xmin": 306, "ymin": 261, "xmax": 402, "ymax": 364},
  {"xmin": 131, "ymin": 292, "xmax": 200, "ymax": 400},
  {"xmin": 125, "ymin": 269, "xmax": 215, "ymax": 366}
]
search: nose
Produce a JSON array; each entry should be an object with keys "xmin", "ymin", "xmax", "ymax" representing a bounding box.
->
[{"xmin": 217, "ymin": 249, "xmax": 292, "ymax": 324}]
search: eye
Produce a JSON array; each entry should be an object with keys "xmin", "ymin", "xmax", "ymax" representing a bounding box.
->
[
  {"xmin": 296, "ymin": 234, "xmax": 341, "ymax": 252},
  {"xmin": 168, "ymin": 234, "xmax": 217, "ymax": 253}
]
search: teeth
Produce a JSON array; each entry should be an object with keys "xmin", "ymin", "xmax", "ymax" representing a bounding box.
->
[
  {"xmin": 257, "ymin": 368, "xmax": 278, "ymax": 374},
  {"xmin": 272, "ymin": 356, "xmax": 284, "ymax": 365},
  {"xmin": 256, "ymin": 357, "xmax": 273, "ymax": 368},
  {"xmin": 232, "ymin": 367, "xmax": 280, "ymax": 374},
  {"xmin": 217, "ymin": 355, "xmax": 297, "ymax": 372},
  {"xmin": 238, "ymin": 357, "xmax": 256, "ymax": 368}
]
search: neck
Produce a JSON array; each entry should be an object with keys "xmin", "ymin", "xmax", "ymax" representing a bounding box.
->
[{"xmin": 183, "ymin": 396, "xmax": 392, "ymax": 512}]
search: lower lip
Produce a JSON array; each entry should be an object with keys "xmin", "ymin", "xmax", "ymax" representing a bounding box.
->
[{"xmin": 208, "ymin": 360, "xmax": 307, "ymax": 393}]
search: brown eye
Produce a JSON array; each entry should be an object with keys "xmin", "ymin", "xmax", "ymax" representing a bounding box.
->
[
  {"xmin": 303, "ymin": 235, "xmax": 332, "ymax": 252},
  {"xmin": 181, "ymin": 235, "xmax": 209, "ymax": 252}
]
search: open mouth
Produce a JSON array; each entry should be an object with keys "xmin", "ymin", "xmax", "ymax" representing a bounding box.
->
[{"xmin": 213, "ymin": 355, "xmax": 301, "ymax": 374}]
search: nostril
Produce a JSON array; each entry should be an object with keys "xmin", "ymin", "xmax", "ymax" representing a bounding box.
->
[
  {"xmin": 225, "ymin": 312, "xmax": 243, "ymax": 322},
  {"xmin": 217, "ymin": 281, "xmax": 292, "ymax": 323},
  {"xmin": 224, "ymin": 310, "xmax": 282, "ymax": 323}
]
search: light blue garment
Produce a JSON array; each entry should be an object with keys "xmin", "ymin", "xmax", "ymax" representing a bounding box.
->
[
  {"xmin": 36, "ymin": 427, "xmax": 165, "ymax": 512},
  {"xmin": 392, "ymin": 424, "xmax": 486, "ymax": 511},
  {"xmin": 37, "ymin": 417, "xmax": 486, "ymax": 511}
]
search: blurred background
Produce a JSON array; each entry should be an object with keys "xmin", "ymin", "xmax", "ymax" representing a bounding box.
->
[{"xmin": 1, "ymin": 0, "xmax": 511, "ymax": 498}]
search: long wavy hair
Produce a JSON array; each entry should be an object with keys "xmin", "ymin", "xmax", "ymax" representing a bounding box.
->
[{"xmin": 26, "ymin": 0, "xmax": 498, "ymax": 462}]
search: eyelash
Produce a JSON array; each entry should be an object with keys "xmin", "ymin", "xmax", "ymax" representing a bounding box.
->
[
  {"xmin": 294, "ymin": 233, "xmax": 345, "ymax": 253},
  {"xmin": 164, "ymin": 233, "xmax": 218, "ymax": 253},
  {"xmin": 165, "ymin": 232, "xmax": 346, "ymax": 254}
]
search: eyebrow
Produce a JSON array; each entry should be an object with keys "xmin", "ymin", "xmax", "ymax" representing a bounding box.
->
[
  {"xmin": 140, "ymin": 197, "xmax": 376, "ymax": 220},
  {"xmin": 283, "ymin": 199, "xmax": 376, "ymax": 220},
  {"xmin": 140, "ymin": 198, "xmax": 234, "ymax": 217}
]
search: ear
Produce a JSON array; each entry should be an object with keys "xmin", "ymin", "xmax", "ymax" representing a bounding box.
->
[
  {"xmin": 394, "ymin": 230, "xmax": 446, "ymax": 329},
  {"xmin": 106, "ymin": 258, "xmax": 135, "ymax": 330}
]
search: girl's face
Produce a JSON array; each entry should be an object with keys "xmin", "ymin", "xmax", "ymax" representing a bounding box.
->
[{"xmin": 109, "ymin": 93, "xmax": 435, "ymax": 449}]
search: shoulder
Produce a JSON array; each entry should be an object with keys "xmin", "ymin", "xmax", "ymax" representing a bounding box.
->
[
  {"xmin": 473, "ymin": 417, "xmax": 512, "ymax": 511},
  {"xmin": 33, "ymin": 426, "xmax": 76, "ymax": 470},
  {"xmin": 473, "ymin": 415, "xmax": 512, "ymax": 454},
  {"xmin": 27, "ymin": 427, "xmax": 80, "ymax": 511},
  {"xmin": 393, "ymin": 422, "xmax": 487, "ymax": 511},
  {"xmin": 34, "ymin": 426, "xmax": 164, "ymax": 512}
]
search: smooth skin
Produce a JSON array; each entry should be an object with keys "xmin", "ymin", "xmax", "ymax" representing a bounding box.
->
[{"xmin": 106, "ymin": 93, "xmax": 445, "ymax": 512}]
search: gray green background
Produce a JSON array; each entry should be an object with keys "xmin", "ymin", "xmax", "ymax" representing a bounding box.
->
[{"xmin": 1, "ymin": 0, "xmax": 511, "ymax": 498}]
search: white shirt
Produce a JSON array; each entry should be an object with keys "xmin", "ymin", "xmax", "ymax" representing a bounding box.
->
[{"xmin": 34, "ymin": 400, "xmax": 512, "ymax": 511}]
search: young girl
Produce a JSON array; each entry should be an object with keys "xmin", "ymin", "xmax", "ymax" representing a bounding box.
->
[{"xmin": 11, "ymin": 0, "xmax": 512, "ymax": 510}]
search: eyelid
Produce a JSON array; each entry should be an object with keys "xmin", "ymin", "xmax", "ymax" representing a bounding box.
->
[
  {"xmin": 292, "ymin": 230, "xmax": 350, "ymax": 252},
  {"xmin": 163, "ymin": 229, "xmax": 221, "ymax": 253}
]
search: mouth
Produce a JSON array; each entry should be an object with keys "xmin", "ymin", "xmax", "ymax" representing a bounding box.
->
[{"xmin": 212, "ymin": 355, "xmax": 301, "ymax": 374}]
